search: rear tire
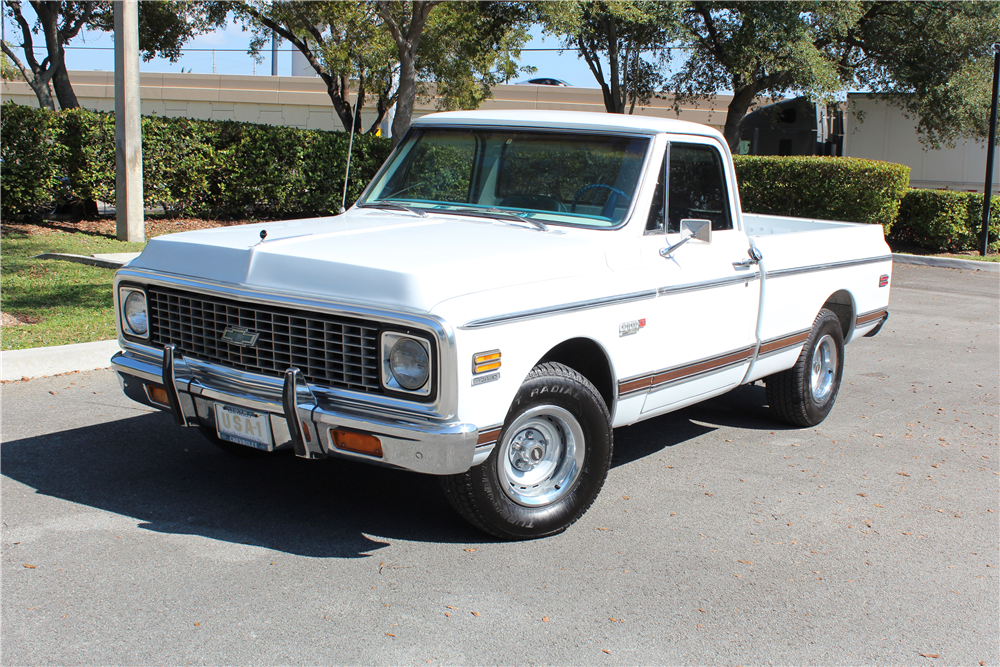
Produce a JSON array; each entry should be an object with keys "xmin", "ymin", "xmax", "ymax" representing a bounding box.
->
[
  {"xmin": 765, "ymin": 308, "xmax": 845, "ymax": 427},
  {"xmin": 441, "ymin": 362, "xmax": 612, "ymax": 540}
]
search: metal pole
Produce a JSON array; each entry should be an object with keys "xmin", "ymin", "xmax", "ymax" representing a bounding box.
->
[
  {"xmin": 271, "ymin": 31, "xmax": 278, "ymax": 76},
  {"xmin": 114, "ymin": 0, "xmax": 144, "ymax": 242},
  {"xmin": 980, "ymin": 43, "xmax": 1000, "ymax": 256}
]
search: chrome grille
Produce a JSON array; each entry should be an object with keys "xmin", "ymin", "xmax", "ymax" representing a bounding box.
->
[{"xmin": 147, "ymin": 286, "xmax": 382, "ymax": 393}]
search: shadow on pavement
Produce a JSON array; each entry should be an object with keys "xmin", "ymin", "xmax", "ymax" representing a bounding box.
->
[{"xmin": 1, "ymin": 383, "xmax": 786, "ymax": 557}]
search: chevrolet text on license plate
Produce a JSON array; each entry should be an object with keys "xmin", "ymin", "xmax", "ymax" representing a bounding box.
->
[{"xmin": 214, "ymin": 403, "xmax": 272, "ymax": 450}]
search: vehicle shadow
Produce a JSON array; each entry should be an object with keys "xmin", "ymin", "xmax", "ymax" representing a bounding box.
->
[
  {"xmin": 611, "ymin": 382, "xmax": 793, "ymax": 467},
  {"xmin": 1, "ymin": 383, "xmax": 787, "ymax": 557}
]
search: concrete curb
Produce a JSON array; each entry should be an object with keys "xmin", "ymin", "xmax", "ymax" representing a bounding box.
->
[
  {"xmin": 892, "ymin": 253, "xmax": 999, "ymax": 272},
  {"xmin": 2, "ymin": 253, "xmax": 994, "ymax": 382},
  {"xmin": 34, "ymin": 252, "xmax": 140, "ymax": 269},
  {"xmin": 1, "ymin": 339, "xmax": 121, "ymax": 382}
]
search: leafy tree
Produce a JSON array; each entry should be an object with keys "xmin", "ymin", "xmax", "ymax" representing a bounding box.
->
[
  {"xmin": 668, "ymin": 1, "xmax": 1000, "ymax": 150},
  {"xmin": 234, "ymin": 1, "xmax": 394, "ymax": 135},
  {"xmin": 234, "ymin": 0, "xmax": 533, "ymax": 143},
  {"xmin": 1, "ymin": 41, "xmax": 20, "ymax": 81},
  {"xmin": 1, "ymin": 1, "xmax": 228, "ymax": 110},
  {"xmin": 541, "ymin": 1, "xmax": 680, "ymax": 114}
]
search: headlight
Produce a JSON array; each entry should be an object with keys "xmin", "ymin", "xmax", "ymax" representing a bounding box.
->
[
  {"xmin": 389, "ymin": 338, "xmax": 429, "ymax": 390},
  {"xmin": 381, "ymin": 332, "xmax": 432, "ymax": 396},
  {"xmin": 122, "ymin": 289, "xmax": 148, "ymax": 337}
]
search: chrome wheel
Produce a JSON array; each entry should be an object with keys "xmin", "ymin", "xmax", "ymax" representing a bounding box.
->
[
  {"xmin": 810, "ymin": 333, "xmax": 838, "ymax": 403},
  {"xmin": 498, "ymin": 405, "xmax": 585, "ymax": 507}
]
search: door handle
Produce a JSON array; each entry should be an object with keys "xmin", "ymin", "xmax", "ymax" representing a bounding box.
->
[{"xmin": 733, "ymin": 246, "xmax": 764, "ymax": 269}]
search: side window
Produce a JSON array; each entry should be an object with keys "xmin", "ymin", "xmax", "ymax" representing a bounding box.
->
[{"xmin": 667, "ymin": 143, "xmax": 733, "ymax": 233}]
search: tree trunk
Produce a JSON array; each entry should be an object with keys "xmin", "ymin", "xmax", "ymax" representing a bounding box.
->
[
  {"xmin": 51, "ymin": 64, "xmax": 80, "ymax": 109},
  {"xmin": 391, "ymin": 54, "xmax": 417, "ymax": 145},
  {"xmin": 723, "ymin": 86, "xmax": 757, "ymax": 152},
  {"xmin": 33, "ymin": 1, "xmax": 80, "ymax": 109},
  {"xmin": 378, "ymin": 1, "xmax": 439, "ymax": 146}
]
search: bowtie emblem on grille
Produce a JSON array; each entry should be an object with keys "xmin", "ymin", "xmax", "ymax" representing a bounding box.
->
[{"xmin": 221, "ymin": 325, "xmax": 260, "ymax": 348}]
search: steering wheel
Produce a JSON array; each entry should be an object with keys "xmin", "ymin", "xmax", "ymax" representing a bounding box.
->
[{"xmin": 571, "ymin": 183, "xmax": 632, "ymax": 213}]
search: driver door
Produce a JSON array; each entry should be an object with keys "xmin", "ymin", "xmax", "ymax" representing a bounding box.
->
[{"xmin": 635, "ymin": 140, "xmax": 760, "ymax": 415}]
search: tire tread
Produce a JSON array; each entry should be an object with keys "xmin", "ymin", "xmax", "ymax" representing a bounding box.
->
[{"xmin": 440, "ymin": 362, "xmax": 611, "ymax": 540}]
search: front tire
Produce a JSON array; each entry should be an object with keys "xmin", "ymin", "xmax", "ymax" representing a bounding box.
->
[
  {"xmin": 765, "ymin": 308, "xmax": 845, "ymax": 427},
  {"xmin": 441, "ymin": 362, "xmax": 612, "ymax": 540}
]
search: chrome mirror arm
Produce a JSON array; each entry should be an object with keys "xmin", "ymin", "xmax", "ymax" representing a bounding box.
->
[{"xmin": 659, "ymin": 234, "xmax": 694, "ymax": 258}]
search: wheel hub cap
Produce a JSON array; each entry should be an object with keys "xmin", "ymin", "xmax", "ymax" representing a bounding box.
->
[
  {"xmin": 509, "ymin": 429, "xmax": 547, "ymax": 471},
  {"xmin": 497, "ymin": 405, "xmax": 586, "ymax": 507},
  {"xmin": 810, "ymin": 334, "xmax": 838, "ymax": 403}
]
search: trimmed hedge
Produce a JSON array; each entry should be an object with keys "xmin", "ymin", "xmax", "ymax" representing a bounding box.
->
[
  {"xmin": 733, "ymin": 155, "xmax": 910, "ymax": 233},
  {"xmin": 0, "ymin": 102, "xmax": 63, "ymax": 217},
  {"xmin": 891, "ymin": 189, "xmax": 999, "ymax": 253},
  {"xmin": 0, "ymin": 102, "xmax": 392, "ymax": 219}
]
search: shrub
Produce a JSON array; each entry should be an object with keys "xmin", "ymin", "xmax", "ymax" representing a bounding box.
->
[
  {"xmin": 733, "ymin": 155, "xmax": 910, "ymax": 233},
  {"xmin": 60, "ymin": 107, "xmax": 115, "ymax": 206},
  {"xmin": 0, "ymin": 102, "xmax": 393, "ymax": 220},
  {"xmin": 142, "ymin": 115, "xmax": 219, "ymax": 216},
  {"xmin": 891, "ymin": 189, "xmax": 999, "ymax": 253},
  {"xmin": 0, "ymin": 102, "xmax": 63, "ymax": 218}
]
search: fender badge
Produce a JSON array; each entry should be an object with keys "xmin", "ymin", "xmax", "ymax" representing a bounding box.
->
[
  {"xmin": 620, "ymin": 318, "xmax": 646, "ymax": 337},
  {"xmin": 221, "ymin": 325, "xmax": 260, "ymax": 348},
  {"xmin": 472, "ymin": 373, "xmax": 500, "ymax": 386}
]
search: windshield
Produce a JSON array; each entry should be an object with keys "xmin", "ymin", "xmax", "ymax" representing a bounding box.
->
[{"xmin": 359, "ymin": 127, "xmax": 650, "ymax": 228}]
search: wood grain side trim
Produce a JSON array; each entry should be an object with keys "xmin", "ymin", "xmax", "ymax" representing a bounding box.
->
[{"xmin": 618, "ymin": 345, "xmax": 756, "ymax": 398}]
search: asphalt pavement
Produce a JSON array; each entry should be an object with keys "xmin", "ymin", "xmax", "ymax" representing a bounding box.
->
[{"xmin": 1, "ymin": 262, "xmax": 997, "ymax": 665}]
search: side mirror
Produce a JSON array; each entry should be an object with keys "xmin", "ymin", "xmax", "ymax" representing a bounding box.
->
[
  {"xmin": 660, "ymin": 218, "xmax": 712, "ymax": 258},
  {"xmin": 682, "ymin": 218, "xmax": 712, "ymax": 244}
]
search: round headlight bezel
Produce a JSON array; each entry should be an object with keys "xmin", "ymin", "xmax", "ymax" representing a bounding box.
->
[
  {"xmin": 380, "ymin": 331, "xmax": 433, "ymax": 398},
  {"xmin": 121, "ymin": 288, "xmax": 149, "ymax": 338}
]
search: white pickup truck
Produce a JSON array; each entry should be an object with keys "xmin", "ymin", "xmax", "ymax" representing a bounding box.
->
[{"xmin": 112, "ymin": 110, "xmax": 891, "ymax": 539}]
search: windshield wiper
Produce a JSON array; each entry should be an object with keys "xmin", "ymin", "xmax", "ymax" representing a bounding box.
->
[
  {"xmin": 360, "ymin": 202, "xmax": 426, "ymax": 217},
  {"xmin": 441, "ymin": 207, "xmax": 548, "ymax": 232}
]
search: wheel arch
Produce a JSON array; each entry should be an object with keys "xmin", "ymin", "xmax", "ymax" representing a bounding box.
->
[
  {"xmin": 821, "ymin": 289, "xmax": 856, "ymax": 341},
  {"xmin": 537, "ymin": 337, "xmax": 616, "ymax": 417}
]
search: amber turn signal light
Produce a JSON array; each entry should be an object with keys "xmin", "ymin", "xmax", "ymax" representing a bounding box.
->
[
  {"xmin": 145, "ymin": 384, "xmax": 170, "ymax": 407},
  {"xmin": 330, "ymin": 429, "xmax": 383, "ymax": 458},
  {"xmin": 473, "ymin": 350, "xmax": 501, "ymax": 374}
]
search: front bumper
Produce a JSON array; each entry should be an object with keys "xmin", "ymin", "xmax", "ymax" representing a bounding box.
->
[{"xmin": 112, "ymin": 346, "xmax": 482, "ymax": 475}]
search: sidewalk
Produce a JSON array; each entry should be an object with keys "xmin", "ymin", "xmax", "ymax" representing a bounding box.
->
[
  {"xmin": 2, "ymin": 254, "xmax": 995, "ymax": 382},
  {"xmin": 2, "ymin": 339, "xmax": 122, "ymax": 382}
]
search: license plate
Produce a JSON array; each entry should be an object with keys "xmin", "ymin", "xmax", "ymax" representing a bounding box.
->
[{"xmin": 214, "ymin": 403, "xmax": 273, "ymax": 451}]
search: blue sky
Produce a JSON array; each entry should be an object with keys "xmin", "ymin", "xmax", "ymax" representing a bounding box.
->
[{"xmin": 3, "ymin": 12, "xmax": 601, "ymax": 88}]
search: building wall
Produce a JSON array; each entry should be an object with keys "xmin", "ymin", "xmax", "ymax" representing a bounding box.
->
[
  {"xmin": 1, "ymin": 70, "xmax": 731, "ymax": 135},
  {"xmin": 844, "ymin": 94, "xmax": 997, "ymax": 193}
]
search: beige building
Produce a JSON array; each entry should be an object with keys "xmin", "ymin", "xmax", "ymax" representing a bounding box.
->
[{"xmin": 1, "ymin": 70, "xmax": 732, "ymax": 135}]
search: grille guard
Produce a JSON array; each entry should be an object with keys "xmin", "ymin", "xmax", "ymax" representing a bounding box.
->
[{"xmin": 113, "ymin": 346, "xmax": 480, "ymax": 475}]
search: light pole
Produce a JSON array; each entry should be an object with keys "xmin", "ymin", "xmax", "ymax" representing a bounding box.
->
[{"xmin": 980, "ymin": 43, "xmax": 1000, "ymax": 256}]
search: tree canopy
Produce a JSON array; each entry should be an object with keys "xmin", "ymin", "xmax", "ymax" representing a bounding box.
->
[
  {"xmin": 667, "ymin": 1, "xmax": 1000, "ymax": 150},
  {"xmin": 234, "ymin": 0, "xmax": 533, "ymax": 142},
  {"xmin": 1, "ymin": 1, "xmax": 228, "ymax": 110},
  {"xmin": 540, "ymin": 1, "xmax": 679, "ymax": 114}
]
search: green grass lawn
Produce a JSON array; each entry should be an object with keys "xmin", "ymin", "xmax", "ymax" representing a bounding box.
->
[{"xmin": 1, "ymin": 229, "xmax": 145, "ymax": 350}]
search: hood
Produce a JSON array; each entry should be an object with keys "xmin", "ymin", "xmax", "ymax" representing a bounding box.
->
[{"xmin": 129, "ymin": 209, "xmax": 609, "ymax": 312}]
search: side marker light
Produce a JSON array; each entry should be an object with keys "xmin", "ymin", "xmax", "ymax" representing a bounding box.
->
[{"xmin": 473, "ymin": 350, "xmax": 501, "ymax": 374}]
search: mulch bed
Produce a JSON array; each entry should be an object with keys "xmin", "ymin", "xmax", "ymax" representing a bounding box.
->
[{"xmin": 1, "ymin": 216, "xmax": 251, "ymax": 239}]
